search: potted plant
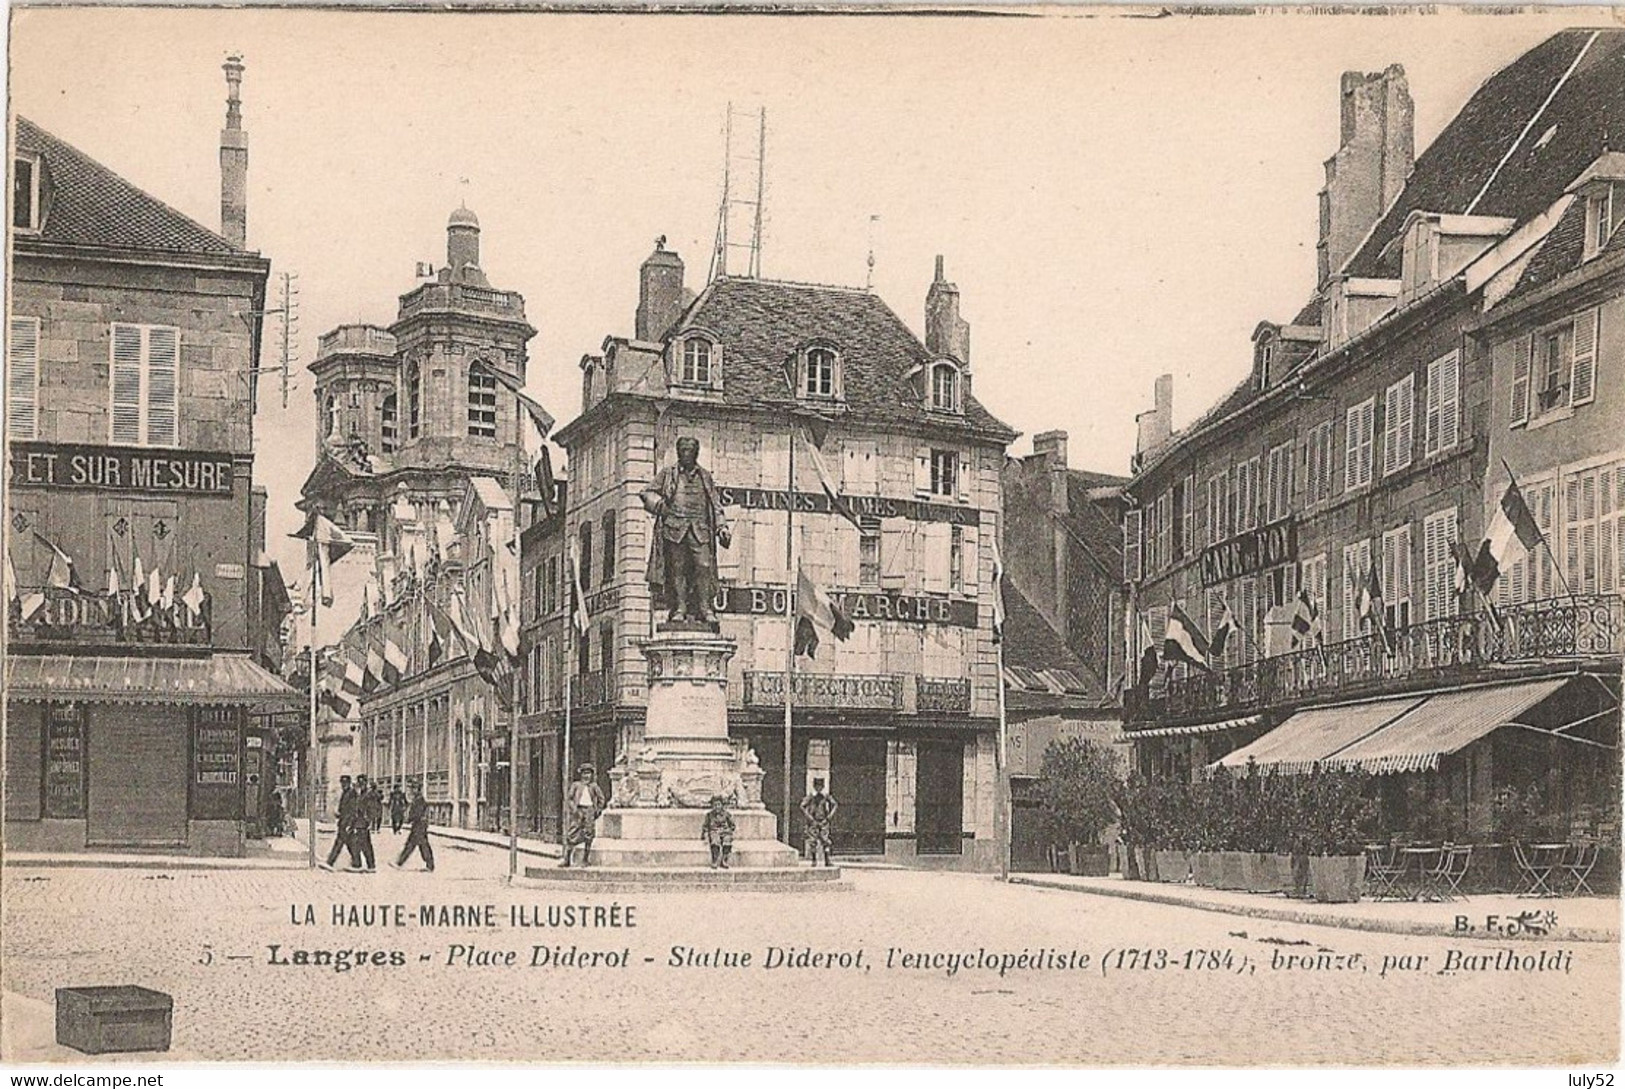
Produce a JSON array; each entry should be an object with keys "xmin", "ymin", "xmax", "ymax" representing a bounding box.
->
[
  {"xmin": 1032, "ymin": 737, "xmax": 1121, "ymax": 877},
  {"xmin": 1305, "ymin": 770, "xmax": 1375, "ymax": 903}
]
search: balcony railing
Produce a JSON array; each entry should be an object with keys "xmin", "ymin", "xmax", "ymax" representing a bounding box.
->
[
  {"xmin": 398, "ymin": 282, "xmax": 527, "ymax": 322},
  {"xmin": 316, "ymin": 324, "xmax": 397, "ymax": 360},
  {"xmin": 1127, "ymin": 593, "xmax": 1623, "ymax": 728}
]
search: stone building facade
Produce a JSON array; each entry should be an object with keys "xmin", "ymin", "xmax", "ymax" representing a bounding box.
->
[
  {"xmin": 1121, "ymin": 31, "xmax": 1623, "ymax": 838},
  {"xmin": 544, "ymin": 246, "xmax": 1016, "ymax": 869},
  {"xmin": 4, "ymin": 65, "xmax": 294, "ymax": 855}
]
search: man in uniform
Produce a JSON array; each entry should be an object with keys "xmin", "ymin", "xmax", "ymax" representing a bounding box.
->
[
  {"xmin": 559, "ymin": 764, "xmax": 606, "ymax": 868},
  {"xmin": 640, "ymin": 437, "xmax": 731, "ymax": 624},
  {"xmin": 388, "ymin": 783, "xmax": 407, "ymax": 834},
  {"xmin": 391, "ymin": 780, "xmax": 435, "ymax": 872},
  {"xmin": 319, "ymin": 775, "xmax": 356, "ymax": 871},
  {"xmin": 800, "ymin": 777, "xmax": 838, "ymax": 867},
  {"xmin": 350, "ymin": 774, "xmax": 378, "ymax": 872}
]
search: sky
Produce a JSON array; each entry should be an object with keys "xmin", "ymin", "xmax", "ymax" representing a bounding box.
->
[{"xmin": 8, "ymin": 5, "xmax": 1608, "ymax": 576}]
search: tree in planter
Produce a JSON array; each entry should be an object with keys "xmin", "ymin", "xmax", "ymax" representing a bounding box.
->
[{"xmin": 1033, "ymin": 738, "xmax": 1122, "ymax": 873}]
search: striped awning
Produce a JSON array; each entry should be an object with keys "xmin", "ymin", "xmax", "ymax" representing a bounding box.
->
[
  {"xmin": 1324, "ymin": 677, "xmax": 1570, "ymax": 774},
  {"xmin": 1130, "ymin": 715, "xmax": 1262, "ymax": 739},
  {"xmin": 1216, "ymin": 694, "xmax": 1427, "ymax": 774},
  {"xmin": 5, "ymin": 653, "xmax": 299, "ymax": 708}
]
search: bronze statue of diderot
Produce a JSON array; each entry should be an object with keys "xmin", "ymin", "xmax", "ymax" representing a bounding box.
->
[{"xmin": 641, "ymin": 436, "xmax": 732, "ymax": 625}]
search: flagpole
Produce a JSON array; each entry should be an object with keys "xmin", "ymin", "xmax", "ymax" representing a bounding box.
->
[
  {"xmin": 307, "ymin": 577, "xmax": 319, "ymax": 870},
  {"xmin": 995, "ymin": 606, "xmax": 1010, "ymax": 883},
  {"xmin": 509, "ymin": 387, "xmax": 523, "ymax": 881},
  {"xmin": 1502, "ymin": 457, "xmax": 1577, "ymax": 606},
  {"xmin": 783, "ymin": 422, "xmax": 797, "ymax": 847},
  {"xmin": 563, "ymin": 534, "xmax": 574, "ymax": 853}
]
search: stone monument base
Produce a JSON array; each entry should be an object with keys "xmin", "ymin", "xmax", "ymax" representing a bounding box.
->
[{"xmin": 583, "ymin": 806, "xmax": 801, "ymax": 868}]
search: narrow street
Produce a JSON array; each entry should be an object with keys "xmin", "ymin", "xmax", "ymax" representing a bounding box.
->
[{"xmin": 3, "ymin": 835, "xmax": 1615, "ymax": 1065}]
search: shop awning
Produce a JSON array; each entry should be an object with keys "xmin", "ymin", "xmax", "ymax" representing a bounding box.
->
[
  {"xmin": 1130, "ymin": 715, "xmax": 1262, "ymax": 739},
  {"xmin": 1216, "ymin": 695, "xmax": 1427, "ymax": 774},
  {"xmin": 6, "ymin": 653, "xmax": 299, "ymax": 709},
  {"xmin": 1324, "ymin": 677, "xmax": 1571, "ymax": 774}
]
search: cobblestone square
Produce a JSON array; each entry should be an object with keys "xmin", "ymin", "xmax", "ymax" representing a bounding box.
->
[{"xmin": 2, "ymin": 835, "xmax": 1617, "ymax": 1065}]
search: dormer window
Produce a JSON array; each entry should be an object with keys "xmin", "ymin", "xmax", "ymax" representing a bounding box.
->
[
  {"xmin": 1585, "ymin": 186, "xmax": 1616, "ymax": 260},
  {"xmin": 929, "ymin": 361, "xmax": 963, "ymax": 413},
  {"xmin": 680, "ymin": 337, "xmax": 716, "ymax": 387},
  {"xmin": 804, "ymin": 346, "xmax": 837, "ymax": 399},
  {"xmin": 13, "ymin": 155, "xmax": 40, "ymax": 232}
]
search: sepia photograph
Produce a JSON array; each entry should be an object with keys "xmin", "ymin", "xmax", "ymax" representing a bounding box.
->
[{"xmin": 1, "ymin": 2, "xmax": 1621, "ymax": 1072}]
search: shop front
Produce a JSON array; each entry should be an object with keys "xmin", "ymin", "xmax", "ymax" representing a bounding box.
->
[{"xmin": 3, "ymin": 653, "xmax": 297, "ymax": 856}]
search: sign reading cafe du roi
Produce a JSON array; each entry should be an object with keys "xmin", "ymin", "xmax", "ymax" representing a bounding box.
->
[{"xmin": 10, "ymin": 442, "xmax": 236, "ymax": 495}]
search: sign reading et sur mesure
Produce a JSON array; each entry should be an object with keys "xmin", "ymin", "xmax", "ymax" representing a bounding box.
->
[{"xmin": 9, "ymin": 442, "xmax": 236, "ymax": 496}]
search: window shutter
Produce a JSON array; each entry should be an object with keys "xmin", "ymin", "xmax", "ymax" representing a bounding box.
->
[
  {"xmin": 957, "ymin": 450, "xmax": 971, "ymax": 503},
  {"xmin": 7, "ymin": 317, "xmax": 39, "ymax": 440},
  {"xmin": 1123, "ymin": 508, "xmax": 1143, "ymax": 583},
  {"xmin": 1571, "ymin": 308, "xmax": 1599, "ymax": 407},
  {"xmin": 880, "ymin": 526, "xmax": 907, "ymax": 590},
  {"xmin": 1345, "ymin": 406, "xmax": 1361, "ymax": 492},
  {"xmin": 961, "ymin": 526, "xmax": 979, "ymax": 598},
  {"xmin": 922, "ymin": 523, "xmax": 951, "ymax": 593},
  {"xmin": 111, "ymin": 325, "xmax": 144, "ymax": 444},
  {"xmin": 145, "ymin": 327, "xmax": 178, "ymax": 447},
  {"xmin": 1181, "ymin": 474, "xmax": 1195, "ymax": 555},
  {"xmin": 914, "ymin": 448, "xmax": 931, "ymax": 496},
  {"xmin": 1511, "ymin": 336, "xmax": 1532, "ymax": 426}
]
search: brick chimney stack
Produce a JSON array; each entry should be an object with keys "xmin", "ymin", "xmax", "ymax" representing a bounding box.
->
[
  {"xmin": 924, "ymin": 255, "xmax": 971, "ymax": 364},
  {"xmin": 1317, "ymin": 64, "xmax": 1413, "ymax": 286},
  {"xmin": 1134, "ymin": 374, "xmax": 1174, "ymax": 462},
  {"xmin": 219, "ymin": 54, "xmax": 248, "ymax": 250},
  {"xmin": 636, "ymin": 237, "xmax": 685, "ymax": 342}
]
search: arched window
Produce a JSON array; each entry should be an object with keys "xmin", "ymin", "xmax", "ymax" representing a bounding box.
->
[
  {"xmin": 468, "ymin": 365, "xmax": 497, "ymax": 438},
  {"xmin": 681, "ymin": 338, "xmax": 712, "ymax": 385},
  {"xmin": 324, "ymin": 393, "xmax": 339, "ymax": 438},
  {"xmin": 930, "ymin": 362, "xmax": 961, "ymax": 412},
  {"xmin": 600, "ymin": 509, "xmax": 616, "ymax": 584},
  {"xmin": 804, "ymin": 347, "xmax": 837, "ymax": 398},
  {"xmin": 406, "ymin": 360, "xmax": 422, "ymax": 440},
  {"xmin": 577, "ymin": 522, "xmax": 594, "ymax": 594},
  {"xmin": 381, "ymin": 393, "xmax": 398, "ymax": 453}
]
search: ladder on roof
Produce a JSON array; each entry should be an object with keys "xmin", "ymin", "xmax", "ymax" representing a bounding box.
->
[{"xmin": 708, "ymin": 104, "xmax": 766, "ymax": 283}]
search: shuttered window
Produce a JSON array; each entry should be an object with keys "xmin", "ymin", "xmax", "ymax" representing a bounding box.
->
[
  {"xmin": 1265, "ymin": 442, "xmax": 1294, "ymax": 523},
  {"xmin": 1382, "ymin": 524, "xmax": 1413, "ymax": 631},
  {"xmin": 1571, "ymin": 307, "xmax": 1600, "ymax": 407},
  {"xmin": 1421, "ymin": 507, "xmax": 1458, "ymax": 622},
  {"xmin": 1424, "ymin": 350, "xmax": 1459, "ymax": 456},
  {"xmin": 8, "ymin": 317, "xmax": 40, "ymax": 440},
  {"xmin": 1179, "ymin": 474, "xmax": 1195, "ymax": 558},
  {"xmin": 1236, "ymin": 457, "xmax": 1261, "ymax": 532},
  {"xmin": 1303, "ymin": 420, "xmax": 1335, "ymax": 505},
  {"xmin": 1563, "ymin": 463, "xmax": 1624, "ymax": 595},
  {"xmin": 109, "ymin": 323, "xmax": 180, "ymax": 447},
  {"xmin": 1341, "ymin": 539, "xmax": 1372, "ymax": 642},
  {"xmin": 1383, "ymin": 372, "xmax": 1415, "ymax": 474},
  {"xmin": 1123, "ymin": 508, "xmax": 1142, "ymax": 583},
  {"xmin": 1510, "ymin": 336, "xmax": 1532, "ymax": 427},
  {"xmin": 1344, "ymin": 398, "xmax": 1375, "ymax": 491},
  {"xmin": 1207, "ymin": 473, "xmax": 1226, "ymax": 544}
]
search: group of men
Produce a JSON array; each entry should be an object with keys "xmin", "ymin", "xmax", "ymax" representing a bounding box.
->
[{"xmin": 319, "ymin": 774, "xmax": 434, "ymax": 873}]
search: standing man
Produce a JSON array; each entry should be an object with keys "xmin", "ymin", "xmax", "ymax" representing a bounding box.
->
[
  {"xmin": 391, "ymin": 780, "xmax": 435, "ymax": 872},
  {"xmin": 318, "ymin": 775, "xmax": 356, "ymax": 872},
  {"xmin": 559, "ymin": 764, "xmax": 605, "ymax": 868},
  {"xmin": 389, "ymin": 783, "xmax": 407, "ymax": 834},
  {"xmin": 350, "ymin": 774, "xmax": 377, "ymax": 872},
  {"xmin": 640, "ymin": 436, "xmax": 731, "ymax": 625},
  {"xmin": 370, "ymin": 780, "xmax": 384, "ymax": 832},
  {"xmin": 800, "ymin": 777, "xmax": 838, "ymax": 868}
]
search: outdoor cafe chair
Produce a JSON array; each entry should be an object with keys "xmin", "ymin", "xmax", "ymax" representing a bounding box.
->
[
  {"xmin": 1512, "ymin": 841, "xmax": 1561, "ymax": 898},
  {"xmin": 1560, "ymin": 842, "xmax": 1600, "ymax": 898},
  {"xmin": 1364, "ymin": 843, "xmax": 1406, "ymax": 900},
  {"xmin": 1421, "ymin": 844, "xmax": 1472, "ymax": 902}
]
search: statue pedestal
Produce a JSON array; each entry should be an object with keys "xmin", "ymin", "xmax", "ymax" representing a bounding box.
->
[{"xmin": 586, "ymin": 626, "xmax": 800, "ymax": 870}]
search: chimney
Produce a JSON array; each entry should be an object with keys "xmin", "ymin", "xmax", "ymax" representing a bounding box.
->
[
  {"xmin": 1033, "ymin": 430, "xmax": 1070, "ymax": 514},
  {"xmin": 1032, "ymin": 430, "xmax": 1069, "ymax": 468},
  {"xmin": 1317, "ymin": 64, "xmax": 1414, "ymax": 286},
  {"xmin": 447, "ymin": 205, "xmax": 481, "ymax": 276},
  {"xmin": 924, "ymin": 255, "xmax": 971, "ymax": 364},
  {"xmin": 219, "ymin": 54, "xmax": 248, "ymax": 250},
  {"xmin": 636, "ymin": 236, "xmax": 685, "ymax": 342},
  {"xmin": 1135, "ymin": 374, "xmax": 1174, "ymax": 459}
]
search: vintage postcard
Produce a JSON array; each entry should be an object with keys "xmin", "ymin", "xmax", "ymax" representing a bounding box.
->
[{"xmin": 1, "ymin": 2, "xmax": 1621, "ymax": 1071}]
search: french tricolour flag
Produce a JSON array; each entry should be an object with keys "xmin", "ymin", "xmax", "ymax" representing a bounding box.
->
[
  {"xmin": 1471, "ymin": 476, "xmax": 1544, "ymax": 594},
  {"xmin": 1162, "ymin": 604, "xmax": 1211, "ymax": 671}
]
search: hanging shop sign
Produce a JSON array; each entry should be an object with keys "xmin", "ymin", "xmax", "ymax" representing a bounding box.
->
[
  {"xmin": 714, "ymin": 585, "xmax": 978, "ymax": 629},
  {"xmin": 11, "ymin": 587, "xmax": 211, "ymax": 647},
  {"xmin": 10, "ymin": 442, "xmax": 237, "ymax": 496},
  {"xmin": 718, "ymin": 486, "xmax": 980, "ymax": 527},
  {"xmin": 745, "ymin": 672, "xmax": 904, "ymax": 711},
  {"xmin": 1200, "ymin": 518, "xmax": 1298, "ymax": 587}
]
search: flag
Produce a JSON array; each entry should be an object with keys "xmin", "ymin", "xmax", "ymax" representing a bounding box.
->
[
  {"xmin": 39, "ymin": 533, "xmax": 80, "ymax": 593},
  {"xmin": 130, "ymin": 556, "xmax": 151, "ymax": 622},
  {"xmin": 793, "ymin": 566, "xmax": 855, "ymax": 659},
  {"xmin": 1473, "ymin": 475, "xmax": 1545, "ymax": 594},
  {"xmin": 1357, "ymin": 560, "xmax": 1392, "ymax": 654},
  {"xmin": 147, "ymin": 564, "xmax": 162, "ymax": 607},
  {"xmin": 799, "ymin": 421, "xmax": 861, "ymax": 530},
  {"xmin": 1452, "ymin": 539, "xmax": 1503, "ymax": 627},
  {"xmin": 1290, "ymin": 589, "xmax": 1321, "ymax": 644},
  {"xmin": 382, "ymin": 631, "xmax": 407, "ymax": 686},
  {"xmin": 340, "ymin": 654, "xmax": 367, "ymax": 700},
  {"xmin": 570, "ymin": 552, "xmax": 591, "ymax": 636},
  {"xmin": 495, "ymin": 569, "xmax": 521, "ymax": 664},
  {"xmin": 472, "ymin": 360, "xmax": 555, "ymax": 440},
  {"xmin": 107, "ymin": 563, "xmax": 122, "ymax": 596},
  {"xmin": 160, "ymin": 574, "xmax": 176, "ymax": 613},
  {"xmin": 1209, "ymin": 598, "xmax": 1239, "ymax": 660},
  {"xmin": 290, "ymin": 510, "xmax": 355, "ymax": 607},
  {"xmin": 990, "ymin": 532, "xmax": 1006, "ymax": 645},
  {"xmin": 4, "ymin": 553, "xmax": 17, "ymax": 606},
  {"xmin": 1162, "ymin": 604, "xmax": 1210, "ymax": 671},
  {"xmin": 182, "ymin": 572, "xmax": 206, "ymax": 617},
  {"xmin": 364, "ymin": 637, "xmax": 385, "ymax": 694},
  {"xmin": 426, "ymin": 603, "xmax": 449, "ymax": 666},
  {"xmin": 1136, "ymin": 614, "xmax": 1159, "ymax": 689}
]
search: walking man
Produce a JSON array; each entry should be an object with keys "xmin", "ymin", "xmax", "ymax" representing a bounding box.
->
[
  {"xmin": 350, "ymin": 774, "xmax": 377, "ymax": 872},
  {"xmin": 800, "ymin": 777, "xmax": 838, "ymax": 867},
  {"xmin": 319, "ymin": 775, "xmax": 357, "ymax": 871},
  {"xmin": 559, "ymin": 764, "xmax": 605, "ymax": 868},
  {"xmin": 391, "ymin": 781, "xmax": 435, "ymax": 872},
  {"xmin": 370, "ymin": 780, "xmax": 384, "ymax": 832},
  {"xmin": 389, "ymin": 784, "xmax": 407, "ymax": 834}
]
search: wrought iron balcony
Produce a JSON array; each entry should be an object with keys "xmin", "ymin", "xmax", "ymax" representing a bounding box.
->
[{"xmin": 1126, "ymin": 593, "xmax": 1623, "ymax": 729}]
